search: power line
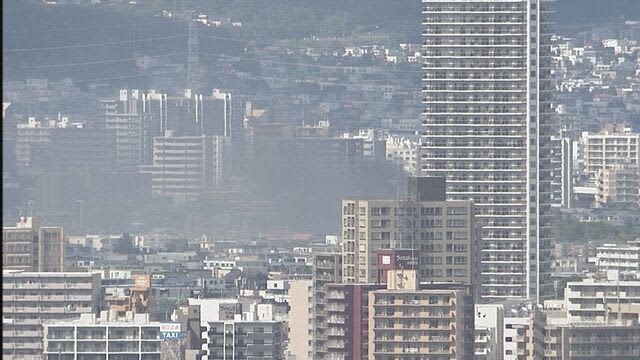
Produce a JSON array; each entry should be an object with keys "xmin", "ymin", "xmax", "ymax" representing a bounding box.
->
[
  {"xmin": 69, "ymin": 69, "xmax": 184, "ymax": 84},
  {"xmin": 4, "ymin": 19, "xmax": 176, "ymax": 34},
  {"xmin": 5, "ymin": 34, "xmax": 188, "ymax": 53},
  {"xmin": 198, "ymin": 33, "xmax": 354, "ymax": 52},
  {"xmin": 21, "ymin": 52, "xmax": 186, "ymax": 69},
  {"xmin": 199, "ymin": 51, "xmax": 420, "ymax": 73},
  {"xmin": 13, "ymin": 47, "xmax": 420, "ymax": 74}
]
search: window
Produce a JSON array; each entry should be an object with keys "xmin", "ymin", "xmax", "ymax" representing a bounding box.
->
[
  {"xmin": 421, "ymin": 219, "xmax": 442, "ymax": 228},
  {"xmin": 446, "ymin": 207, "xmax": 467, "ymax": 215},
  {"xmin": 421, "ymin": 207, "xmax": 442, "ymax": 215},
  {"xmin": 446, "ymin": 219, "xmax": 466, "ymax": 228}
]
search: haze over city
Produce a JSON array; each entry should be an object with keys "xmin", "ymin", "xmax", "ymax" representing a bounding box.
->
[{"xmin": 3, "ymin": 1, "xmax": 640, "ymax": 359}]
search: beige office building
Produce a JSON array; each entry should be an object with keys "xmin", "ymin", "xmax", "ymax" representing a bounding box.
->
[
  {"xmin": 341, "ymin": 189, "xmax": 476, "ymax": 287},
  {"xmin": 2, "ymin": 216, "xmax": 64, "ymax": 272},
  {"xmin": 367, "ymin": 270, "xmax": 475, "ymax": 360},
  {"xmin": 2, "ymin": 270, "xmax": 102, "ymax": 360}
]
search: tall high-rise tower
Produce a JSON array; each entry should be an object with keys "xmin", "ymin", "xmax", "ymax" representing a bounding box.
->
[{"xmin": 420, "ymin": 0, "xmax": 554, "ymax": 302}]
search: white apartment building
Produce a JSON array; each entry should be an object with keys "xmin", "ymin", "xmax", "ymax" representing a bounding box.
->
[
  {"xmin": 581, "ymin": 124, "xmax": 640, "ymax": 182},
  {"xmin": 15, "ymin": 115, "xmax": 77, "ymax": 168},
  {"xmin": 2, "ymin": 270, "xmax": 102, "ymax": 360},
  {"xmin": 420, "ymin": 0, "xmax": 555, "ymax": 301},
  {"xmin": 596, "ymin": 244, "xmax": 640, "ymax": 274},
  {"xmin": 100, "ymin": 89, "xmax": 168, "ymax": 170},
  {"xmin": 475, "ymin": 304, "xmax": 504, "ymax": 360},
  {"xmin": 42, "ymin": 312, "xmax": 167, "ymax": 360},
  {"xmin": 385, "ymin": 135, "xmax": 418, "ymax": 174},
  {"xmin": 207, "ymin": 320, "xmax": 285, "ymax": 360},
  {"xmin": 140, "ymin": 134, "xmax": 228, "ymax": 202},
  {"xmin": 565, "ymin": 276, "xmax": 640, "ymax": 324}
]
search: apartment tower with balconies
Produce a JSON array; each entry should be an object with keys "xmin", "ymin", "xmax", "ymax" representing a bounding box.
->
[{"xmin": 421, "ymin": 0, "xmax": 555, "ymax": 301}]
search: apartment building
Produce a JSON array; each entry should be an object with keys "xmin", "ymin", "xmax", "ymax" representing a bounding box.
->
[
  {"xmin": 420, "ymin": 0, "xmax": 556, "ymax": 301},
  {"xmin": 139, "ymin": 134, "xmax": 228, "ymax": 202},
  {"xmin": 595, "ymin": 243, "xmax": 640, "ymax": 274},
  {"xmin": 207, "ymin": 320, "xmax": 285, "ymax": 360},
  {"xmin": 2, "ymin": 270, "xmax": 102, "ymax": 360},
  {"xmin": 367, "ymin": 270, "xmax": 475, "ymax": 359},
  {"xmin": 44, "ymin": 311, "xmax": 201, "ymax": 360},
  {"xmin": 100, "ymin": 89, "xmax": 168, "ymax": 170},
  {"xmin": 550, "ymin": 136, "xmax": 573, "ymax": 208},
  {"xmin": 503, "ymin": 301, "xmax": 546, "ymax": 360},
  {"xmin": 558, "ymin": 325, "xmax": 640, "ymax": 359},
  {"xmin": 341, "ymin": 177, "xmax": 477, "ymax": 287},
  {"xmin": 14, "ymin": 116, "xmax": 116, "ymax": 173},
  {"xmin": 287, "ymin": 279, "xmax": 313, "ymax": 360},
  {"xmin": 581, "ymin": 124, "xmax": 640, "ymax": 182},
  {"xmin": 595, "ymin": 164, "xmax": 640, "ymax": 209},
  {"xmin": 42, "ymin": 312, "xmax": 167, "ymax": 360},
  {"xmin": 312, "ymin": 253, "xmax": 342, "ymax": 360},
  {"xmin": 385, "ymin": 135, "xmax": 418, "ymax": 175},
  {"xmin": 565, "ymin": 277, "xmax": 640, "ymax": 324},
  {"xmin": 2, "ymin": 216, "xmax": 64, "ymax": 272},
  {"xmin": 475, "ymin": 304, "xmax": 504, "ymax": 360},
  {"xmin": 543, "ymin": 303, "xmax": 640, "ymax": 360},
  {"xmin": 194, "ymin": 89, "xmax": 244, "ymax": 140},
  {"xmin": 324, "ymin": 283, "xmax": 385, "ymax": 360}
]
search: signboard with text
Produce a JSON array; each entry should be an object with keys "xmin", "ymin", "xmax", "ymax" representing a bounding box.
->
[{"xmin": 160, "ymin": 323, "xmax": 184, "ymax": 340}]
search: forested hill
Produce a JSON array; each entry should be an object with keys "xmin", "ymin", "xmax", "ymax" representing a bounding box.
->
[{"xmin": 3, "ymin": 0, "xmax": 640, "ymax": 82}]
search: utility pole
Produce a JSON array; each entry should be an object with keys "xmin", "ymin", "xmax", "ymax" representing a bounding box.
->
[
  {"xmin": 187, "ymin": 20, "xmax": 201, "ymax": 91},
  {"xmin": 77, "ymin": 200, "xmax": 85, "ymax": 233}
]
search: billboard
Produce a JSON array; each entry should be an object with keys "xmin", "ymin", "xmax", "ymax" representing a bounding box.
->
[
  {"xmin": 377, "ymin": 249, "xmax": 419, "ymax": 269},
  {"xmin": 376, "ymin": 249, "xmax": 419, "ymax": 283},
  {"xmin": 160, "ymin": 323, "xmax": 184, "ymax": 340}
]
